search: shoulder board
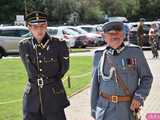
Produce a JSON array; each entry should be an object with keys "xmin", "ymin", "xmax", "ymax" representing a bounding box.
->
[
  {"xmin": 19, "ymin": 37, "xmax": 31, "ymax": 44},
  {"xmin": 125, "ymin": 43, "xmax": 141, "ymax": 49},
  {"xmin": 51, "ymin": 36, "xmax": 65, "ymax": 42},
  {"xmin": 94, "ymin": 46, "xmax": 106, "ymax": 53}
]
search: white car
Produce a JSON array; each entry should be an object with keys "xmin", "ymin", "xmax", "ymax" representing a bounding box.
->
[
  {"xmin": 47, "ymin": 26, "xmax": 87, "ymax": 48},
  {"xmin": 0, "ymin": 26, "xmax": 29, "ymax": 58},
  {"xmin": 78, "ymin": 25, "xmax": 103, "ymax": 36},
  {"xmin": 67, "ymin": 26, "xmax": 104, "ymax": 46}
]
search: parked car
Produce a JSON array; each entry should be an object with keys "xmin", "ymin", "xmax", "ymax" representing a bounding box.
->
[
  {"xmin": 78, "ymin": 25, "xmax": 103, "ymax": 36},
  {"xmin": 128, "ymin": 22, "xmax": 160, "ymax": 47},
  {"xmin": 66, "ymin": 26, "xmax": 104, "ymax": 46},
  {"xmin": 107, "ymin": 16, "xmax": 128, "ymax": 22},
  {"xmin": 0, "ymin": 26, "xmax": 29, "ymax": 58},
  {"xmin": 123, "ymin": 23, "xmax": 129, "ymax": 41},
  {"xmin": 47, "ymin": 26, "xmax": 88, "ymax": 48}
]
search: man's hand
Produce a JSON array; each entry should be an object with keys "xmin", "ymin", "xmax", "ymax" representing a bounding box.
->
[{"xmin": 130, "ymin": 99, "xmax": 141, "ymax": 111}]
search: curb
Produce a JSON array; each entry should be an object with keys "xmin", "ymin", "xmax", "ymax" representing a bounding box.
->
[
  {"xmin": 70, "ymin": 50, "xmax": 90, "ymax": 53},
  {"xmin": 68, "ymin": 84, "xmax": 90, "ymax": 98}
]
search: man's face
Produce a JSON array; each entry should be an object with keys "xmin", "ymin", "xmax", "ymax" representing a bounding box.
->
[
  {"xmin": 28, "ymin": 22, "xmax": 48, "ymax": 42},
  {"xmin": 103, "ymin": 31, "xmax": 124, "ymax": 49}
]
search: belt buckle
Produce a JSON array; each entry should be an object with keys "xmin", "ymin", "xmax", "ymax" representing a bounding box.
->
[
  {"xmin": 37, "ymin": 78, "xmax": 44, "ymax": 88},
  {"xmin": 112, "ymin": 96, "xmax": 118, "ymax": 103}
]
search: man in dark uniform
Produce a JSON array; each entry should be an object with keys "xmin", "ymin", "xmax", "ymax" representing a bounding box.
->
[
  {"xmin": 19, "ymin": 11, "xmax": 70, "ymax": 120},
  {"xmin": 137, "ymin": 18, "xmax": 145, "ymax": 47}
]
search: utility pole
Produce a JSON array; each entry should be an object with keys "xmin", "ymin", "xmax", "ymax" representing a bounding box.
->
[{"xmin": 24, "ymin": 0, "xmax": 27, "ymax": 16}]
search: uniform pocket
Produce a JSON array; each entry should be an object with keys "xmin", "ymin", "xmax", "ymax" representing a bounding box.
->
[
  {"xmin": 95, "ymin": 106, "xmax": 107, "ymax": 120},
  {"xmin": 95, "ymin": 97, "xmax": 109, "ymax": 120},
  {"xmin": 52, "ymin": 87, "xmax": 65, "ymax": 95},
  {"xmin": 100, "ymin": 79, "xmax": 115, "ymax": 87},
  {"xmin": 51, "ymin": 81, "xmax": 65, "ymax": 95}
]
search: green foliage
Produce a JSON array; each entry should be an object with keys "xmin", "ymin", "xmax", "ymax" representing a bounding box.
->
[
  {"xmin": 78, "ymin": 0, "xmax": 105, "ymax": 23},
  {"xmin": 0, "ymin": 0, "xmax": 24, "ymax": 24},
  {"xmin": 0, "ymin": 0, "xmax": 160, "ymax": 24}
]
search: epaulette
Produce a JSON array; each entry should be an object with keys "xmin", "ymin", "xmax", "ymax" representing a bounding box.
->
[
  {"xmin": 94, "ymin": 46, "xmax": 106, "ymax": 53},
  {"xmin": 51, "ymin": 36, "xmax": 65, "ymax": 42},
  {"xmin": 19, "ymin": 37, "xmax": 32, "ymax": 44},
  {"xmin": 125, "ymin": 43, "xmax": 141, "ymax": 49}
]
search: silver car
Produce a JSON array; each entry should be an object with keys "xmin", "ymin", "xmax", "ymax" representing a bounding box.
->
[
  {"xmin": 0, "ymin": 26, "xmax": 29, "ymax": 58},
  {"xmin": 47, "ymin": 26, "xmax": 88, "ymax": 48}
]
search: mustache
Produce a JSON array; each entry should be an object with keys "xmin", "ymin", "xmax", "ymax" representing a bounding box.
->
[{"xmin": 111, "ymin": 37, "xmax": 121, "ymax": 41}]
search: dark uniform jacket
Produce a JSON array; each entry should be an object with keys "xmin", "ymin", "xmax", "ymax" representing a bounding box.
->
[{"xmin": 19, "ymin": 33, "xmax": 70, "ymax": 115}]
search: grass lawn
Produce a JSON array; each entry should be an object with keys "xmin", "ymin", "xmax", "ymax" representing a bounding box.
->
[
  {"xmin": 70, "ymin": 48, "xmax": 91, "ymax": 52},
  {"xmin": 0, "ymin": 56, "xmax": 92, "ymax": 120}
]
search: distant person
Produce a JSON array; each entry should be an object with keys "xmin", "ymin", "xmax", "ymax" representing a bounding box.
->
[
  {"xmin": 91, "ymin": 21, "xmax": 153, "ymax": 120},
  {"xmin": 137, "ymin": 18, "xmax": 145, "ymax": 47},
  {"xmin": 19, "ymin": 11, "xmax": 70, "ymax": 120},
  {"xmin": 149, "ymin": 23, "xmax": 159, "ymax": 58}
]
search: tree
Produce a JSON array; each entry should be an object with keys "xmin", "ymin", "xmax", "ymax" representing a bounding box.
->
[
  {"xmin": 77, "ymin": 0, "xmax": 105, "ymax": 24},
  {"xmin": 99, "ymin": 0, "xmax": 139, "ymax": 20},
  {"xmin": 0, "ymin": 0, "xmax": 24, "ymax": 24}
]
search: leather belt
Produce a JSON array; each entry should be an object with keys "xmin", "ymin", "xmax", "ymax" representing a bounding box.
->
[{"xmin": 100, "ymin": 92, "xmax": 131, "ymax": 103}]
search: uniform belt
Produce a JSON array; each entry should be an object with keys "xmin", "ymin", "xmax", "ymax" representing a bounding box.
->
[
  {"xmin": 100, "ymin": 92, "xmax": 131, "ymax": 103},
  {"xmin": 29, "ymin": 77, "xmax": 57, "ymax": 88}
]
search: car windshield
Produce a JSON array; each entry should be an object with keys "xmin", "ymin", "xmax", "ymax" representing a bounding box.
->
[
  {"xmin": 69, "ymin": 27, "xmax": 88, "ymax": 34},
  {"xmin": 63, "ymin": 28, "xmax": 79, "ymax": 35},
  {"xmin": 22, "ymin": 32, "xmax": 32, "ymax": 37},
  {"xmin": 47, "ymin": 28, "xmax": 58, "ymax": 35},
  {"xmin": 81, "ymin": 27, "xmax": 95, "ymax": 33}
]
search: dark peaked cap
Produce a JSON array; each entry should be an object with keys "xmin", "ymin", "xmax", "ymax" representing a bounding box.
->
[
  {"xmin": 102, "ymin": 21, "xmax": 123, "ymax": 33},
  {"xmin": 25, "ymin": 11, "xmax": 47, "ymax": 24}
]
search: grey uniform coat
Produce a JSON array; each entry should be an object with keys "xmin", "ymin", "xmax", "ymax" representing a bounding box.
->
[
  {"xmin": 19, "ymin": 33, "xmax": 70, "ymax": 116},
  {"xmin": 91, "ymin": 44, "xmax": 153, "ymax": 120}
]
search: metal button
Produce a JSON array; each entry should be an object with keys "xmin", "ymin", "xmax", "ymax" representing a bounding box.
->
[
  {"xmin": 39, "ymin": 60, "xmax": 42, "ymax": 63},
  {"xmin": 38, "ymin": 52, "xmax": 42, "ymax": 56},
  {"xmin": 39, "ymin": 69, "xmax": 42, "ymax": 72}
]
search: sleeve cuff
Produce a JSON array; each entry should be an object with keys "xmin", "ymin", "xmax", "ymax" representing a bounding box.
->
[{"xmin": 133, "ymin": 93, "xmax": 144, "ymax": 106}]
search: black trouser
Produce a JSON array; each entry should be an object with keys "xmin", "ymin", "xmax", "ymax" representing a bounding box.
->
[
  {"xmin": 24, "ymin": 110, "xmax": 66, "ymax": 120},
  {"xmin": 138, "ymin": 34, "xmax": 144, "ymax": 48},
  {"xmin": 150, "ymin": 40, "xmax": 159, "ymax": 58}
]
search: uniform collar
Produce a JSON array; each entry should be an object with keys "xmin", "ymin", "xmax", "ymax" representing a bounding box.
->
[
  {"xmin": 32, "ymin": 33, "xmax": 50, "ymax": 49},
  {"xmin": 106, "ymin": 43, "xmax": 125, "ymax": 55}
]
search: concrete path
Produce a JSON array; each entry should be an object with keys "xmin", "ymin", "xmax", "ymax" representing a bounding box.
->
[{"xmin": 65, "ymin": 51, "xmax": 160, "ymax": 120}]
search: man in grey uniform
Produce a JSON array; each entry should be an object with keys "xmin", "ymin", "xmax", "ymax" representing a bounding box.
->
[
  {"xmin": 91, "ymin": 21, "xmax": 153, "ymax": 120},
  {"xmin": 19, "ymin": 11, "xmax": 70, "ymax": 120}
]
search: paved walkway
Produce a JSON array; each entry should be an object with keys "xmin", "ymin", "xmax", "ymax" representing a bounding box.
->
[{"xmin": 65, "ymin": 51, "xmax": 160, "ymax": 120}]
